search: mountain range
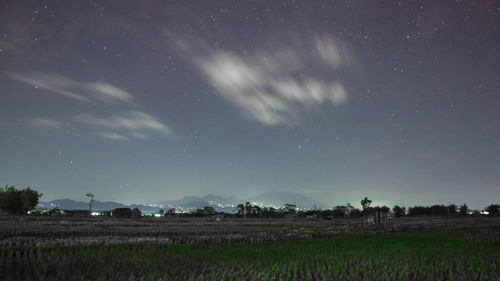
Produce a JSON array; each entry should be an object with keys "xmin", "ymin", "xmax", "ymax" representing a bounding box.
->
[{"xmin": 37, "ymin": 191, "xmax": 327, "ymax": 213}]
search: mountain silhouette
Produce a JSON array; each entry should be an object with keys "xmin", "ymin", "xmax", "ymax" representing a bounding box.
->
[{"xmin": 37, "ymin": 191, "xmax": 324, "ymax": 212}]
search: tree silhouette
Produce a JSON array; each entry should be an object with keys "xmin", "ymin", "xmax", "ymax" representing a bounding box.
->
[
  {"xmin": 86, "ymin": 193, "xmax": 95, "ymax": 216},
  {"xmin": 447, "ymin": 204, "xmax": 457, "ymax": 215},
  {"xmin": 485, "ymin": 204, "xmax": 500, "ymax": 216},
  {"xmin": 203, "ymin": 206, "xmax": 216, "ymax": 216},
  {"xmin": 235, "ymin": 204, "xmax": 245, "ymax": 217},
  {"xmin": 360, "ymin": 197, "xmax": 372, "ymax": 210},
  {"xmin": 0, "ymin": 185, "xmax": 42, "ymax": 215},
  {"xmin": 346, "ymin": 203, "xmax": 354, "ymax": 216},
  {"xmin": 459, "ymin": 203, "xmax": 468, "ymax": 216},
  {"xmin": 244, "ymin": 202, "xmax": 253, "ymax": 217},
  {"xmin": 392, "ymin": 205, "xmax": 406, "ymax": 218},
  {"xmin": 332, "ymin": 206, "xmax": 347, "ymax": 217}
]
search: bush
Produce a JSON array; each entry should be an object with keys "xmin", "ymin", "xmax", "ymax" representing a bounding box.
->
[{"xmin": 112, "ymin": 208, "xmax": 132, "ymax": 218}]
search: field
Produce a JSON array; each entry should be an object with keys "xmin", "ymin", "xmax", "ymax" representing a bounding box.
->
[{"xmin": 1, "ymin": 216, "xmax": 500, "ymax": 280}]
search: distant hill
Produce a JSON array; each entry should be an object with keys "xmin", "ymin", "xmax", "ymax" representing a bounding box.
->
[
  {"xmin": 37, "ymin": 191, "xmax": 324, "ymax": 213},
  {"xmin": 37, "ymin": 199, "xmax": 146, "ymax": 212}
]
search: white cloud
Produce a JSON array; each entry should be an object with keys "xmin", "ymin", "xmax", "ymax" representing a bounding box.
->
[
  {"xmin": 9, "ymin": 71, "xmax": 173, "ymax": 140},
  {"xmin": 174, "ymin": 34, "xmax": 353, "ymax": 126},
  {"xmin": 99, "ymin": 132, "xmax": 129, "ymax": 141},
  {"xmin": 85, "ymin": 82, "xmax": 135, "ymax": 104},
  {"xmin": 315, "ymin": 36, "xmax": 343, "ymax": 69},
  {"xmin": 74, "ymin": 110, "xmax": 172, "ymax": 139},
  {"xmin": 33, "ymin": 117, "xmax": 62, "ymax": 128},
  {"xmin": 9, "ymin": 72, "xmax": 92, "ymax": 102},
  {"xmin": 8, "ymin": 72, "xmax": 135, "ymax": 105}
]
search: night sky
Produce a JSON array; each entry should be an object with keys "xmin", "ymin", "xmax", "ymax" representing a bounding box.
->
[{"xmin": 1, "ymin": 1, "xmax": 499, "ymax": 209}]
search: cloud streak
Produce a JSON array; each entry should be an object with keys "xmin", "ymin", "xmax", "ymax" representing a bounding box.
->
[
  {"xmin": 74, "ymin": 110, "xmax": 172, "ymax": 140},
  {"xmin": 9, "ymin": 72, "xmax": 173, "ymax": 141},
  {"xmin": 9, "ymin": 72, "xmax": 92, "ymax": 102},
  {"xmin": 8, "ymin": 72, "xmax": 135, "ymax": 105},
  {"xmin": 173, "ymin": 34, "xmax": 353, "ymax": 126},
  {"xmin": 99, "ymin": 132, "xmax": 129, "ymax": 141},
  {"xmin": 32, "ymin": 117, "xmax": 62, "ymax": 129}
]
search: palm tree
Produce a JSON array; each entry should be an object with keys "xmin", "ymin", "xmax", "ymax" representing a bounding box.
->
[{"xmin": 360, "ymin": 197, "xmax": 372, "ymax": 210}]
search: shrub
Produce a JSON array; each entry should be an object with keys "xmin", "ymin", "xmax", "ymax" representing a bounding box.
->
[{"xmin": 112, "ymin": 208, "xmax": 132, "ymax": 218}]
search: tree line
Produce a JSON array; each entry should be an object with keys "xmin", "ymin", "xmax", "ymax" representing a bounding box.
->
[
  {"xmin": 1, "ymin": 185, "xmax": 499, "ymax": 218},
  {"xmin": 0, "ymin": 185, "xmax": 42, "ymax": 215}
]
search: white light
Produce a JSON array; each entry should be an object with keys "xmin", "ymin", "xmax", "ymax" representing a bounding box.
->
[{"xmin": 154, "ymin": 213, "xmax": 161, "ymax": 217}]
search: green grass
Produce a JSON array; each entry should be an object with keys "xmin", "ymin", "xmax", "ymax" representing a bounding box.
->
[{"xmin": 1, "ymin": 228, "xmax": 499, "ymax": 280}]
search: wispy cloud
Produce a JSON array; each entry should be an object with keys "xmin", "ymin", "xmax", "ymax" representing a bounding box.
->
[
  {"xmin": 9, "ymin": 71, "xmax": 173, "ymax": 141},
  {"xmin": 9, "ymin": 72, "xmax": 92, "ymax": 102},
  {"xmin": 74, "ymin": 110, "xmax": 172, "ymax": 140},
  {"xmin": 172, "ymin": 34, "xmax": 353, "ymax": 126},
  {"xmin": 85, "ymin": 82, "xmax": 135, "ymax": 105},
  {"xmin": 32, "ymin": 117, "xmax": 62, "ymax": 129},
  {"xmin": 99, "ymin": 132, "xmax": 129, "ymax": 141},
  {"xmin": 8, "ymin": 72, "xmax": 135, "ymax": 105}
]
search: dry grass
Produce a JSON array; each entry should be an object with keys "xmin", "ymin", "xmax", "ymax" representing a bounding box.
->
[{"xmin": 1, "ymin": 215, "xmax": 499, "ymax": 247}]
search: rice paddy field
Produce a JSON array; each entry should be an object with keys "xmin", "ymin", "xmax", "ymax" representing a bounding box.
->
[{"xmin": 1, "ymin": 217, "xmax": 499, "ymax": 280}]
